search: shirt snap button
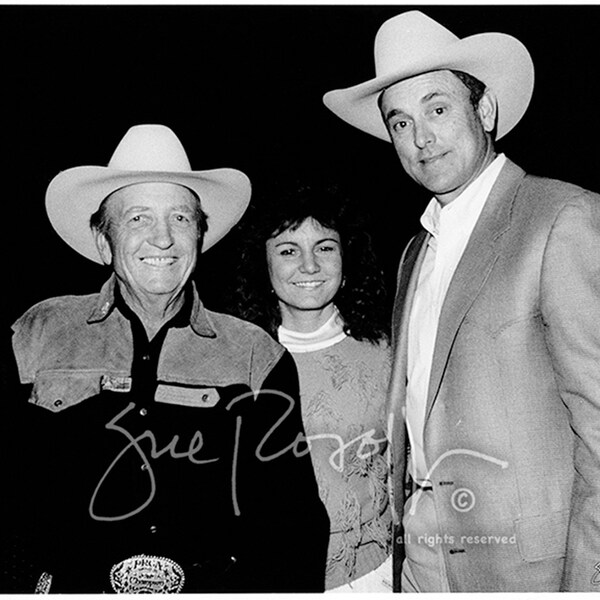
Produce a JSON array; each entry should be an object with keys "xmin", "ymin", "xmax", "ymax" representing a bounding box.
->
[
  {"xmin": 139, "ymin": 408, "xmax": 148, "ymax": 417},
  {"xmin": 54, "ymin": 399, "xmax": 63, "ymax": 407}
]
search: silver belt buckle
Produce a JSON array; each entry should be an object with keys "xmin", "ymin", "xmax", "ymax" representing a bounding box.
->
[{"xmin": 110, "ymin": 554, "xmax": 185, "ymax": 593}]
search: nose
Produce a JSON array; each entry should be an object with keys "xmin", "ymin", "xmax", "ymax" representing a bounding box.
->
[
  {"xmin": 299, "ymin": 252, "xmax": 320, "ymax": 274},
  {"xmin": 149, "ymin": 219, "xmax": 174, "ymax": 249},
  {"xmin": 414, "ymin": 120, "xmax": 434, "ymax": 149}
]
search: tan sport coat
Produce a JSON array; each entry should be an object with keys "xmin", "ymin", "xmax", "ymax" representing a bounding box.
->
[{"xmin": 388, "ymin": 159, "xmax": 600, "ymax": 592}]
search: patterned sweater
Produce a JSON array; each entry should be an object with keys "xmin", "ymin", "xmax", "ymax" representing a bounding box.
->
[{"xmin": 289, "ymin": 337, "xmax": 392, "ymax": 589}]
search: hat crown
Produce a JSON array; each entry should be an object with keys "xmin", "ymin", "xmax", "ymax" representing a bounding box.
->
[
  {"xmin": 374, "ymin": 11, "xmax": 459, "ymax": 77},
  {"xmin": 108, "ymin": 124, "xmax": 192, "ymax": 172}
]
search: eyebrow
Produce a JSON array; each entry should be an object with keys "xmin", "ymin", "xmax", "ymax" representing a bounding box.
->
[
  {"xmin": 122, "ymin": 204, "xmax": 195, "ymax": 214},
  {"xmin": 384, "ymin": 107, "xmax": 405, "ymax": 122},
  {"xmin": 273, "ymin": 237, "xmax": 340, "ymax": 247},
  {"xmin": 384, "ymin": 90, "xmax": 448, "ymax": 122}
]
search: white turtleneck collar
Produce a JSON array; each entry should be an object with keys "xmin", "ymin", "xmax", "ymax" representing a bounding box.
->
[{"xmin": 278, "ymin": 306, "xmax": 347, "ymax": 353}]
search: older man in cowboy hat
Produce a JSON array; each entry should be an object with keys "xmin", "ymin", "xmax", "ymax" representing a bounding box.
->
[
  {"xmin": 324, "ymin": 10, "xmax": 600, "ymax": 593},
  {"xmin": 0, "ymin": 124, "xmax": 329, "ymax": 593}
]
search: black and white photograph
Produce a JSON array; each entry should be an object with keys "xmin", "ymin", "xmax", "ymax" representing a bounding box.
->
[{"xmin": 1, "ymin": 1, "xmax": 600, "ymax": 594}]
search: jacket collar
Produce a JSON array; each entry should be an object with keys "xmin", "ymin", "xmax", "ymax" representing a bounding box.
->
[{"xmin": 86, "ymin": 273, "xmax": 217, "ymax": 338}]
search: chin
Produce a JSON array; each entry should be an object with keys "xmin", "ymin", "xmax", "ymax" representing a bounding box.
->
[
  {"xmin": 140, "ymin": 281, "xmax": 184, "ymax": 296},
  {"xmin": 301, "ymin": 301, "xmax": 334, "ymax": 311}
]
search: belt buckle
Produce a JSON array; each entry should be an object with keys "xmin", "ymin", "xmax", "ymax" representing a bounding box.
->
[{"xmin": 110, "ymin": 554, "xmax": 185, "ymax": 593}]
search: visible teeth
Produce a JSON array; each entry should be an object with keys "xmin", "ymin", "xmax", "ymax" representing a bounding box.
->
[
  {"xmin": 294, "ymin": 281, "xmax": 322, "ymax": 288},
  {"xmin": 142, "ymin": 257, "xmax": 175, "ymax": 265}
]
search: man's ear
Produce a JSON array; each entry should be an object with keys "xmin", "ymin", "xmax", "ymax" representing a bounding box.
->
[
  {"xmin": 478, "ymin": 88, "xmax": 498, "ymax": 134},
  {"xmin": 94, "ymin": 230, "xmax": 113, "ymax": 265}
]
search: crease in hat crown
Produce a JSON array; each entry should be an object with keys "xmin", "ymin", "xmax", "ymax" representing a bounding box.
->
[
  {"xmin": 322, "ymin": 10, "xmax": 534, "ymax": 142},
  {"xmin": 374, "ymin": 11, "xmax": 459, "ymax": 76},
  {"xmin": 108, "ymin": 125, "xmax": 193, "ymax": 171}
]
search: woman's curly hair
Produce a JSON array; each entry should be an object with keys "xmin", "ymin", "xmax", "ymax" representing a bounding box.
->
[{"xmin": 228, "ymin": 179, "xmax": 390, "ymax": 344}]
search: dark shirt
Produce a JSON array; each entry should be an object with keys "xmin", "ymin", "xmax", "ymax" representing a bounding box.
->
[{"xmin": 0, "ymin": 278, "xmax": 329, "ymax": 593}]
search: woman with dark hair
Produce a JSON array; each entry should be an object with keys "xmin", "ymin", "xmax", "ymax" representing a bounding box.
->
[{"xmin": 230, "ymin": 181, "xmax": 393, "ymax": 592}]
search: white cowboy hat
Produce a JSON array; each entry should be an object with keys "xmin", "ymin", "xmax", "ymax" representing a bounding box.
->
[
  {"xmin": 323, "ymin": 10, "xmax": 534, "ymax": 141},
  {"xmin": 46, "ymin": 124, "xmax": 252, "ymax": 263}
]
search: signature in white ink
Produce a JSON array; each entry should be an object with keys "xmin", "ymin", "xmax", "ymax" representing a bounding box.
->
[
  {"xmin": 305, "ymin": 430, "xmax": 387, "ymax": 472},
  {"xmin": 89, "ymin": 401, "xmax": 220, "ymax": 522},
  {"xmin": 90, "ymin": 390, "xmax": 388, "ymax": 522},
  {"xmin": 385, "ymin": 409, "xmax": 509, "ymax": 517}
]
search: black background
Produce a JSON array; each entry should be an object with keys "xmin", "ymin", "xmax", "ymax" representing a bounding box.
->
[{"xmin": 2, "ymin": 3, "xmax": 599, "ymax": 326}]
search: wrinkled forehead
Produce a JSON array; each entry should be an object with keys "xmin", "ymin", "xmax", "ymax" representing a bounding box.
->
[
  {"xmin": 379, "ymin": 69, "xmax": 468, "ymax": 111},
  {"xmin": 105, "ymin": 181, "xmax": 200, "ymax": 215}
]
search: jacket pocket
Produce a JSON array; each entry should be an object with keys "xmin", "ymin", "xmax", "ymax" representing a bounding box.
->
[
  {"xmin": 30, "ymin": 370, "xmax": 102, "ymax": 412},
  {"xmin": 155, "ymin": 383, "xmax": 220, "ymax": 408},
  {"xmin": 515, "ymin": 509, "xmax": 569, "ymax": 562}
]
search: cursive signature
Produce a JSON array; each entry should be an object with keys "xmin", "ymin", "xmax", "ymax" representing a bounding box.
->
[
  {"xmin": 89, "ymin": 401, "xmax": 220, "ymax": 521},
  {"xmin": 89, "ymin": 389, "xmax": 388, "ymax": 521}
]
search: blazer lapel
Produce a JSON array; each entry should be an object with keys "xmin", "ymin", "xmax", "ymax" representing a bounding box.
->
[
  {"xmin": 424, "ymin": 160, "xmax": 526, "ymax": 423},
  {"xmin": 388, "ymin": 229, "xmax": 428, "ymax": 521},
  {"xmin": 392, "ymin": 229, "xmax": 429, "ymax": 355},
  {"xmin": 388, "ymin": 229, "xmax": 428, "ymax": 410}
]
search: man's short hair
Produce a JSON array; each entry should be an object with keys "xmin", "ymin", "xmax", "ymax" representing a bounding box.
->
[
  {"xmin": 449, "ymin": 69, "xmax": 487, "ymax": 110},
  {"xmin": 89, "ymin": 187, "xmax": 209, "ymax": 241}
]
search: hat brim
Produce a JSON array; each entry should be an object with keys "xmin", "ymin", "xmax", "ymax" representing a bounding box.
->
[
  {"xmin": 46, "ymin": 167, "xmax": 251, "ymax": 264},
  {"xmin": 323, "ymin": 32, "xmax": 534, "ymax": 142}
]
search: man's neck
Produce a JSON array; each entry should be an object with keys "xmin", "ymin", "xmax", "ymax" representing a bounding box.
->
[
  {"xmin": 436, "ymin": 149, "xmax": 498, "ymax": 207},
  {"xmin": 118, "ymin": 284, "xmax": 187, "ymax": 340}
]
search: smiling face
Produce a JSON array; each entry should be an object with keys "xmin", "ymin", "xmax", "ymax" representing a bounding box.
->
[
  {"xmin": 94, "ymin": 182, "xmax": 201, "ymax": 308},
  {"xmin": 266, "ymin": 217, "xmax": 343, "ymax": 332},
  {"xmin": 380, "ymin": 70, "xmax": 497, "ymax": 205}
]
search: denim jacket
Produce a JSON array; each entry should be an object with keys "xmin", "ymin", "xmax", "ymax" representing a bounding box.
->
[{"xmin": 12, "ymin": 275, "xmax": 284, "ymax": 413}]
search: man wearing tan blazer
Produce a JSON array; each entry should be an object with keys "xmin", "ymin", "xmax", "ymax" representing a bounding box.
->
[{"xmin": 323, "ymin": 10, "xmax": 600, "ymax": 593}]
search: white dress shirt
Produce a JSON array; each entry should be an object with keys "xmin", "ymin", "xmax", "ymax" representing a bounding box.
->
[{"xmin": 406, "ymin": 153, "xmax": 507, "ymax": 483}]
